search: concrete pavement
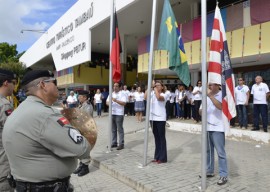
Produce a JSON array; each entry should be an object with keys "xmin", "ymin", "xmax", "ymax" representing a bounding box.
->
[{"xmin": 71, "ymin": 114, "xmax": 270, "ymax": 192}]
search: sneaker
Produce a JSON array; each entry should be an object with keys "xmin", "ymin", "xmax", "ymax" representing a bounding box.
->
[
  {"xmin": 78, "ymin": 164, "xmax": 89, "ymax": 177},
  {"xmin": 217, "ymin": 177, "xmax": 228, "ymax": 185},
  {"xmin": 111, "ymin": 144, "xmax": 117, "ymax": 148}
]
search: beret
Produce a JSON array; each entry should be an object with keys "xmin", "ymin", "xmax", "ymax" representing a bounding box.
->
[
  {"xmin": 0, "ymin": 69, "xmax": 16, "ymax": 80},
  {"xmin": 21, "ymin": 70, "xmax": 54, "ymax": 86},
  {"xmin": 77, "ymin": 90, "xmax": 89, "ymax": 96}
]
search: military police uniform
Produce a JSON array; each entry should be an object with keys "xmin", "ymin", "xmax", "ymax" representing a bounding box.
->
[
  {"xmin": 2, "ymin": 70, "xmax": 90, "ymax": 192},
  {"xmin": 73, "ymin": 90, "xmax": 93, "ymax": 177},
  {"xmin": 0, "ymin": 69, "xmax": 16, "ymax": 192}
]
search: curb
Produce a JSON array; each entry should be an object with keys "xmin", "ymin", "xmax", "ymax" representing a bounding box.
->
[{"xmin": 167, "ymin": 121, "xmax": 270, "ymax": 144}]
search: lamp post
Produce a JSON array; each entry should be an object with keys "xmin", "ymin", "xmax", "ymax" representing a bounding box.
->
[{"xmin": 21, "ymin": 29, "xmax": 47, "ymax": 34}]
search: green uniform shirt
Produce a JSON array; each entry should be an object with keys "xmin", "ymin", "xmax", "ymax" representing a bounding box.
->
[
  {"xmin": 3, "ymin": 96, "xmax": 90, "ymax": 182},
  {"xmin": 0, "ymin": 94, "xmax": 13, "ymax": 181}
]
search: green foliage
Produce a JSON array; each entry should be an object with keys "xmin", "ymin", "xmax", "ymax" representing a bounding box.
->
[
  {"xmin": 0, "ymin": 61, "xmax": 27, "ymax": 78},
  {"xmin": 0, "ymin": 42, "xmax": 27, "ymax": 78},
  {"xmin": 0, "ymin": 42, "xmax": 19, "ymax": 63}
]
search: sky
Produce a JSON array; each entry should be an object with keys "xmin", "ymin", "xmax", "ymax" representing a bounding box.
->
[{"xmin": 0, "ymin": 0, "xmax": 77, "ymax": 54}]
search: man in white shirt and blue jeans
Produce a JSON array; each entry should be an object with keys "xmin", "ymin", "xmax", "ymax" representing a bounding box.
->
[
  {"xmin": 106, "ymin": 82, "xmax": 127, "ymax": 150},
  {"xmin": 251, "ymin": 76, "xmax": 270, "ymax": 132},
  {"xmin": 202, "ymin": 83, "xmax": 228, "ymax": 185}
]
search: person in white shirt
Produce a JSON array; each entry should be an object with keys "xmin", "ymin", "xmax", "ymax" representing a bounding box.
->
[
  {"xmin": 169, "ymin": 87, "xmax": 176, "ymax": 119},
  {"xmin": 193, "ymin": 80, "xmax": 202, "ymax": 123},
  {"xmin": 106, "ymin": 82, "xmax": 127, "ymax": 150},
  {"xmin": 128, "ymin": 87, "xmax": 136, "ymax": 116},
  {"xmin": 251, "ymin": 76, "xmax": 270, "ymax": 132},
  {"xmin": 164, "ymin": 85, "xmax": 171, "ymax": 120},
  {"xmin": 144, "ymin": 81, "xmax": 168, "ymax": 164},
  {"xmin": 134, "ymin": 86, "xmax": 145, "ymax": 122},
  {"xmin": 186, "ymin": 85, "xmax": 194, "ymax": 120},
  {"xmin": 94, "ymin": 89, "xmax": 103, "ymax": 118},
  {"xmin": 235, "ymin": 78, "xmax": 250, "ymax": 129},
  {"xmin": 200, "ymin": 83, "xmax": 228, "ymax": 185},
  {"xmin": 66, "ymin": 91, "xmax": 77, "ymax": 108},
  {"xmin": 175, "ymin": 85, "xmax": 180, "ymax": 118},
  {"xmin": 178, "ymin": 85, "xmax": 186, "ymax": 120},
  {"xmin": 122, "ymin": 85, "xmax": 130, "ymax": 116}
]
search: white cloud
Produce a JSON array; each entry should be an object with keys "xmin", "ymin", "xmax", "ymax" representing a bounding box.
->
[{"xmin": 0, "ymin": 0, "xmax": 76, "ymax": 53}]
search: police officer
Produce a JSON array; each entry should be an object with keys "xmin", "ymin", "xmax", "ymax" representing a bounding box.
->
[
  {"xmin": 73, "ymin": 90, "xmax": 93, "ymax": 176},
  {"xmin": 3, "ymin": 70, "xmax": 90, "ymax": 192},
  {"xmin": 0, "ymin": 69, "xmax": 16, "ymax": 192}
]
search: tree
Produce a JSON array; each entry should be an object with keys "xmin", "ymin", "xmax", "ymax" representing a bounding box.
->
[
  {"xmin": 0, "ymin": 42, "xmax": 19, "ymax": 63},
  {"xmin": 0, "ymin": 62, "xmax": 27, "ymax": 78}
]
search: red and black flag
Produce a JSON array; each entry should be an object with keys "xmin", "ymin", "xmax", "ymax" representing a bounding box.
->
[{"xmin": 110, "ymin": 10, "xmax": 122, "ymax": 83}]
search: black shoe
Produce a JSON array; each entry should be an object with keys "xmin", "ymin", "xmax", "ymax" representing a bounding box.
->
[
  {"xmin": 251, "ymin": 128, "xmax": 259, "ymax": 131},
  {"xmin": 117, "ymin": 145, "xmax": 124, "ymax": 150},
  {"xmin": 111, "ymin": 144, "xmax": 117, "ymax": 148},
  {"xmin": 73, "ymin": 162, "xmax": 83, "ymax": 174},
  {"xmin": 206, "ymin": 173, "xmax": 215, "ymax": 178},
  {"xmin": 78, "ymin": 164, "xmax": 89, "ymax": 177},
  {"xmin": 217, "ymin": 177, "xmax": 228, "ymax": 185},
  {"xmin": 264, "ymin": 129, "xmax": 268, "ymax": 132}
]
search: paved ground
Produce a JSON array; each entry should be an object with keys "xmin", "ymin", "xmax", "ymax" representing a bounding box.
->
[{"xmin": 70, "ymin": 113, "xmax": 270, "ymax": 192}]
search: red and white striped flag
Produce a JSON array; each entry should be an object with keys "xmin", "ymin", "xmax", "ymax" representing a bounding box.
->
[{"xmin": 208, "ymin": 5, "xmax": 236, "ymax": 130}]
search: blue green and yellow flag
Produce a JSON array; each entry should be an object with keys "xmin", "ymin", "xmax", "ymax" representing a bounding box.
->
[{"xmin": 158, "ymin": 0, "xmax": 190, "ymax": 86}]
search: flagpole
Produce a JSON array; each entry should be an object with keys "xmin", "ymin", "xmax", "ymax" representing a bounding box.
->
[
  {"xmin": 201, "ymin": 0, "xmax": 207, "ymax": 190},
  {"xmin": 108, "ymin": 0, "xmax": 114, "ymax": 152},
  {"xmin": 143, "ymin": 0, "xmax": 157, "ymax": 166}
]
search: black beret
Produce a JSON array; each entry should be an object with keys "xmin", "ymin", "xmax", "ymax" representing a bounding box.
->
[
  {"xmin": 77, "ymin": 90, "xmax": 89, "ymax": 96},
  {"xmin": 21, "ymin": 70, "xmax": 54, "ymax": 86},
  {"xmin": 0, "ymin": 69, "xmax": 16, "ymax": 80}
]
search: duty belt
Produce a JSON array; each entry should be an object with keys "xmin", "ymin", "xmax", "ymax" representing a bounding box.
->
[{"xmin": 15, "ymin": 176, "xmax": 72, "ymax": 192}]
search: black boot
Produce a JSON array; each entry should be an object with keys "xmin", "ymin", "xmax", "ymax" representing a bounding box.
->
[
  {"xmin": 73, "ymin": 162, "xmax": 83, "ymax": 174},
  {"xmin": 78, "ymin": 164, "xmax": 89, "ymax": 177}
]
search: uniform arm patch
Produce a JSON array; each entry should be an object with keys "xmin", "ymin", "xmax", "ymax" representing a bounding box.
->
[
  {"xmin": 5, "ymin": 109, "xmax": 13, "ymax": 116},
  {"xmin": 68, "ymin": 128, "xmax": 83, "ymax": 144},
  {"xmin": 57, "ymin": 117, "xmax": 70, "ymax": 127}
]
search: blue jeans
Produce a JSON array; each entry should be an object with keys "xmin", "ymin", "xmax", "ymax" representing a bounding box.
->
[
  {"xmin": 253, "ymin": 104, "xmax": 268, "ymax": 129},
  {"xmin": 150, "ymin": 121, "xmax": 167, "ymax": 162},
  {"xmin": 96, "ymin": 103, "xmax": 102, "ymax": 116},
  {"xmin": 175, "ymin": 103, "xmax": 180, "ymax": 117},
  {"xmin": 112, "ymin": 115, "xmax": 124, "ymax": 146},
  {"xmin": 207, "ymin": 131, "xmax": 228, "ymax": 177},
  {"xmin": 236, "ymin": 105, "xmax": 248, "ymax": 127}
]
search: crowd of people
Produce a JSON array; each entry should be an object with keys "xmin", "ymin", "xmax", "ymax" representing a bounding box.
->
[{"xmin": 1, "ymin": 68, "xmax": 270, "ymax": 192}]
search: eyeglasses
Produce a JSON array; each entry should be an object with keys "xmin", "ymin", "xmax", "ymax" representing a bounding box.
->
[
  {"xmin": 238, "ymin": 80, "xmax": 243, "ymax": 81},
  {"xmin": 43, "ymin": 78, "xmax": 57, "ymax": 86},
  {"xmin": 198, "ymin": 83, "xmax": 202, "ymax": 84}
]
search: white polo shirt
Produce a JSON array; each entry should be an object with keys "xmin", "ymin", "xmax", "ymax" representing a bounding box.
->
[
  {"xmin": 134, "ymin": 92, "xmax": 144, "ymax": 102},
  {"xmin": 235, "ymin": 85, "xmax": 249, "ymax": 105},
  {"xmin": 251, "ymin": 82, "xmax": 269, "ymax": 104},
  {"xmin": 206, "ymin": 91, "xmax": 225, "ymax": 132},
  {"xmin": 107, "ymin": 91, "xmax": 127, "ymax": 115},
  {"xmin": 193, "ymin": 86, "xmax": 202, "ymax": 100},
  {"xmin": 149, "ymin": 91, "xmax": 168, "ymax": 121}
]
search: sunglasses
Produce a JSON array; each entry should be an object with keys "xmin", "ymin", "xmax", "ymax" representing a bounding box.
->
[{"xmin": 43, "ymin": 78, "xmax": 57, "ymax": 86}]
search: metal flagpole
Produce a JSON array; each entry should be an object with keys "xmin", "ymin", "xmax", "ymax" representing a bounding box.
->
[
  {"xmin": 143, "ymin": 0, "xmax": 157, "ymax": 167},
  {"xmin": 201, "ymin": 0, "xmax": 207, "ymax": 190},
  {"xmin": 108, "ymin": 0, "xmax": 114, "ymax": 152}
]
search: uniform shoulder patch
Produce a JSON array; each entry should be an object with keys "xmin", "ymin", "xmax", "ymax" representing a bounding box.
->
[
  {"xmin": 5, "ymin": 109, "xmax": 13, "ymax": 116},
  {"xmin": 68, "ymin": 128, "xmax": 83, "ymax": 144},
  {"xmin": 57, "ymin": 117, "xmax": 70, "ymax": 127}
]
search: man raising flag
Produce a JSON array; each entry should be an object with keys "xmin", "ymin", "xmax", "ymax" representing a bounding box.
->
[
  {"xmin": 110, "ymin": 9, "xmax": 122, "ymax": 83},
  {"xmin": 206, "ymin": 4, "xmax": 236, "ymax": 186},
  {"xmin": 158, "ymin": 0, "xmax": 190, "ymax": 86}
]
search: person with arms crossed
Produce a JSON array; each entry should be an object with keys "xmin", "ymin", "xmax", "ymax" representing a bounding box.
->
[
  {"xmin": 0, "ymin": 69, "xmax": 16, "ymax": 192},
  {"xmin": 3, "ymin": 70, "xmax": 90, "ymax": 192}
]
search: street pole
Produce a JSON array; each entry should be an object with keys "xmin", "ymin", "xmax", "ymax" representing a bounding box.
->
[
  {"xmin": 108, "ymin": 0, "xmax": 114, "ymax": 152},
  {"xmin": 201, "ymin": 0, "xmax": 207, "ymax": 191},
  {"xmin": 143, "ymin": 0, "xmax": 157, "ymax": 166}
]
